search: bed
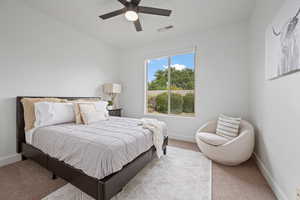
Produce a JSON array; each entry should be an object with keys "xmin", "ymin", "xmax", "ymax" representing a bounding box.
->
[{"xmin": 16, "ymin": 96, "xmax": 168, "ymax": 200}]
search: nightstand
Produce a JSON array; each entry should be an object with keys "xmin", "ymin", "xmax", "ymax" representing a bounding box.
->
[{"xmin": 108, "ymin": 108, "xmax": 122, "ymax": 117}]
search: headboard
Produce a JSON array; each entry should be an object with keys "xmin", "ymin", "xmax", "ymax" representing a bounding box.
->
[{"xmin": 16, "ymin": 96, "xmax": 101, "ymax": 153}]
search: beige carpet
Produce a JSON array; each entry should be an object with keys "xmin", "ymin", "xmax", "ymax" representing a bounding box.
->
[
  {"xmin": 169, "ymin": 139, "xmax": 277, "ymax": 200},
  {"xmin": 0, "ymin": 159, "xmax": 66, "ymax": 200},
  {"xmin": 0, "ymin": 139, "xmax": 276, "ymax": 200},
  {"xmin": 43, "ymin": 147, "xmax": 212, "ymax": 200}
]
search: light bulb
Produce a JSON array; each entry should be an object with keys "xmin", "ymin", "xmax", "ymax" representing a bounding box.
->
[{"xmin": 125, "ymin": 10, "xmax": 138, "ymax": 21}]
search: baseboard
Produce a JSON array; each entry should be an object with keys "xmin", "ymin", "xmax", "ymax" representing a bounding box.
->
[
  {"xmin": 0, "ymin": 154, "xmax": 21, "ymax": 167},
  {"xmin": 253, "ymin": 153, "xmax": 288, "ymax": 200},
  {"xmin": 168, "ymin": 134, "xmax": 196, "ymax": 143}
]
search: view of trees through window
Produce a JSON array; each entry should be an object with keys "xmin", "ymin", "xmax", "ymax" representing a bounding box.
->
[{"xmin": 146, "ymin": 52, "xmax": 195, "ymax": 116}]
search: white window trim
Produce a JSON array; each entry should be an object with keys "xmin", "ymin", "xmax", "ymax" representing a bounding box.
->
[{"xmin": 144, "ymin": 47, "xmax": 197, "ymax": 118}]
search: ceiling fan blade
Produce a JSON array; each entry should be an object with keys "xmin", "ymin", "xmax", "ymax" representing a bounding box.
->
[
  {"xmin": 131, "ymin": 0, "xmax": 142, "ymax": 5},
  {"xmin": 134, "ymin": 19, "xmax": 142, "ymax": 32},
  {"xmin": 118, "ymin": 0, "xmax": 128, "ymax": 6},
  {"xmin": 138, "ymin": 6, "xmax": 172, "ymax": 16},
  {"xmin": 99, "ymin": 8, "xmax": 125, "ymax": 20}
]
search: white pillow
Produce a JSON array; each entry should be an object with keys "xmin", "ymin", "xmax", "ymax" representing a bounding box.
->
[
  {"xmin": 35, "ymin": 102, "xmax": 75, "ymax": 128},
  {"xmin": 81, "ymin": 111, "xmax": 108, "ymax": 125},
  {"xmin": 216, "ymin": 114, "xmax": 241, "ymax": 139},
  {"xmin": 34, "ymin": 102, "xmax": 53, "ymax": 127},
  {"xmin": 94, "ymin": 101, "xmax": 109, "ymax": 117},
  {"xmin": 78, "ymin": 103, "xmax": 108, "ymax": 124},
  {"xmin": 51, "ymin": 102, "xmax": 76, "ymax": 124}
]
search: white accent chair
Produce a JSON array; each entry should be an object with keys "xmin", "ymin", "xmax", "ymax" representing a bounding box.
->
[{"xmin": 195, "ymin": 120, "xmax": 255, "ymax": 166}]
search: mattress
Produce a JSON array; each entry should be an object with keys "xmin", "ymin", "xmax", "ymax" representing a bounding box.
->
[{"xmin": 28, "ymin": 117, "xmax": 167, "ymax": 179}]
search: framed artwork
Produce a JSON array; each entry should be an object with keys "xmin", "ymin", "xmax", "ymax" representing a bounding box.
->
[{"xmin": 266, "ymin": 0, "xmax": 300, "ymax": 80}]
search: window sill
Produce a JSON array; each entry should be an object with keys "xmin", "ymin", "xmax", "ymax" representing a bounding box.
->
[{"xmin": 144, "ymin": 112, "xmax": 196, "ymax": 119}]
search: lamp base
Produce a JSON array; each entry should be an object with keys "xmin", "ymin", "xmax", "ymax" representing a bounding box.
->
[{"xmin": 112, "ymin": 94, "xmax": 120, "ymax": 109}]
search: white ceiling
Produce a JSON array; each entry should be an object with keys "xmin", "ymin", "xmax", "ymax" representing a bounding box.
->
[{"xmin": 23, "ymin": 0, "xmax": 255, "ymax": 49}]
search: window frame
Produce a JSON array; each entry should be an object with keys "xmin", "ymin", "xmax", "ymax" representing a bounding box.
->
[{"xmin": 144, "ymin": 48, "xmax": 197, "ymax": 117}]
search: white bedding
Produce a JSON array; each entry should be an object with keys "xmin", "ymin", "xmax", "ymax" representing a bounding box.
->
[
  {"xmin": 28, "ymin": 117, "xmax": 167, "ymax": 179},
  {"xmin": 140, "ymin": 118, "xmax": 165, "ymax": 158}
]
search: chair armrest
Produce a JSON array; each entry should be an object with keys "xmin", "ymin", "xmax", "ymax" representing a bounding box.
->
[
  {"xmin": 197, "ymin": 120, "xmax": 218, "ymax": 133},
  {"xmin": 221, "ymin": 129, "xmax": 255, "ymax": 149}
]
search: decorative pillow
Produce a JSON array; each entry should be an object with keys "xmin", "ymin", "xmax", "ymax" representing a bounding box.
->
[
  {"xmin": 81, "ymin": 111, "xmax": 108, "ymax": 125},
  {"xmin": 73, "ymin": 103, "xmax": 85, "ymax": 124},
  {"xmin": 216, "ymin": 114, "xmax": 241, "ymax": 139},
  {"xmin": 78, "ymin": 103, "xmax": 108, "ymax": 124},
  {"xmin": 71, "ymin": 99, "xmax": 102, "ymax": 124},
  {"xmin": 34, "ymin": 102, "xmax": 75, "ymax": 128},
  {"xmin": 78, "ymin": 103, "xmax": 96, "ymax": 114},
  {"xmin": 73, "ymin": 100, "xmax": 108, "ymax": 124},
  {"xmin": 21, "ymin": 98, "xmax": 67, "ymax": 131}
]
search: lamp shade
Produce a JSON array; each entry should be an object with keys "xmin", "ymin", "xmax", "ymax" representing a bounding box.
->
[{"xmin": 103, "ymin": 83, "xmax": 122, "ymax": 94}]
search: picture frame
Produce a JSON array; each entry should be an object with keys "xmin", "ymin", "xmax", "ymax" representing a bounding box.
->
[{"xmin": 266, "ymin": 0, "xmax": 300, "ymax": 80}]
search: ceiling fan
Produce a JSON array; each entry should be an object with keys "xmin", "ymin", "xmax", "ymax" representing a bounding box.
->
[{"xmin": 99, "ymin": 0, "xmax": 172, "ymax": 32}]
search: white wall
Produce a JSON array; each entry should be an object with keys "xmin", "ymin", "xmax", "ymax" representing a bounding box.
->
[
  {"xmin": 0, "ymin": 0, "xmax": 120, "ymax": 164},
  {"xmin": 119, "ymin": 23, "xmax": 250, "ymax": 142},
  {"xmin": 249, "ymin": 0, "xmax": 300, "ymax": 199},
  {"xmin": 0, "ymin": 0, "xmax": 296, "ymax": 198}
]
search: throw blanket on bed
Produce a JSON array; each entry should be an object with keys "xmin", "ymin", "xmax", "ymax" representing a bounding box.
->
[{"xmin": 140, "ymin": 118, "xmax": 165, "ymax": 158}]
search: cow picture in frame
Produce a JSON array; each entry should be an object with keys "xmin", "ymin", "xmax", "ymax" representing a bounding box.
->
[{"xmin": 266, "ymin": 0, "xmax": 300, "ymax": 80}]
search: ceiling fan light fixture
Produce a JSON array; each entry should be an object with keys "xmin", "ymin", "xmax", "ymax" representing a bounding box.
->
[
  {"xmin": 99, "ymin": 0, "xmax": 172, "ymax": 32},
  {"xmin": 125, "ymin": 10, "xmax": 139, "ymax": 21}
]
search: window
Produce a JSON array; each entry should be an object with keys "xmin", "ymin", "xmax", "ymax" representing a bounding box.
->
[{"xmin": 146, "ymin": 51, "xmax": 195, "ymax": 117}]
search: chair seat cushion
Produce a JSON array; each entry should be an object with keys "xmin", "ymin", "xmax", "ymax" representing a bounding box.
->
[{"xmin": 197, "ymin": 132, "xmax": 229, "ymax": 146}]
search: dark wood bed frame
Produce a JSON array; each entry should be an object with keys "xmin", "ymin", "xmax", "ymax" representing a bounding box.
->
[{"xmin": 16, "ymin": 96, "xmax": 168, "ymax": 200}]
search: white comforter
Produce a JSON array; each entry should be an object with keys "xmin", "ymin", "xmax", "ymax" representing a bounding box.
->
[
  {"xmin": 140, "ymin": 118, "xmax": 165, "ymax": 158},
  {"xmin": 30, "ymin": 117, "xmax": 167, "ymax": 179}
]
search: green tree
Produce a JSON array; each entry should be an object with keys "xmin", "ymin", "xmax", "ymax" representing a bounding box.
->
[
  {"xmin": 183, "ymin": 93, "xmax": 195, "ymax": 113},
  {"xmin": 155, "ymin": 92, "xmax": 168, "ymax": 113},
  {"xmin": 148, "ymin": 69, "xmax": 168, "ymax": 90},
  {"xmin": 148, "ymin": 68, "xmax": 194, "ymax": 90},
  {"xmin": 155, "ymin": 92, "xmax": 184, "ymax": 114},
  {"xmin": 170, "ymin": 67, "xmax": 194, "ymax": 90},
  {"xmin": 171, "ymin": 93, "xmax": 184, "ymax": 113}
]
